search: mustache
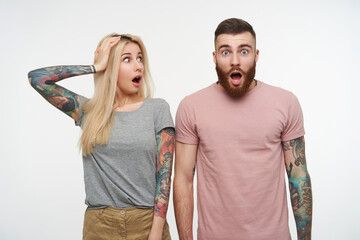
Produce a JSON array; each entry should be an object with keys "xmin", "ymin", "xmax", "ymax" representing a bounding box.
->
[{"xmin": 227, "ymin": 67, "xmax": 245, "ymax": 75}]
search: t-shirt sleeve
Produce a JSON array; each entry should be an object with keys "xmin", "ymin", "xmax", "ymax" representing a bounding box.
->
[
  {"xmin": 154, "ymin": 99, "xmax": 175, "ymax": 133},
  {"xmin": 75, "ymin": 95, "xmax": 88, "ymax": 127},
  {"xmin": 175, "ymin": 97, "xmax": 199, "ymax": 144},
  {"xmin": 281, "ymin": 93, "xmax": 305, "ymax": 142}
]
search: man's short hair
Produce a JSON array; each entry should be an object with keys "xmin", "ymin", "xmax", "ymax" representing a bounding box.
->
[{"xmin": 214, "ymin": 18, "xmax": 256, "ymax": 44}]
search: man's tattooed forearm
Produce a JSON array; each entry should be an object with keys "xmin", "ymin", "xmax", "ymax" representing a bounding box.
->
[
  {"xmin": 154, "ymin": 128, "xmax": 175, "ymax": 218},
  {"xmin": 286, "ymin": 162, "xmax": 293, "ymax": 178},
  {"xmin": 289, "ymin": 173, "xmax": 312, "ymax": 240},
  {"xmin": 284, "ymin": 136, "xmax": 312, "ymax": 239}
]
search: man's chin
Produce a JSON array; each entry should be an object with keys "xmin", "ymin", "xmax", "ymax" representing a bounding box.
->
[
  {"xmin": 219, "ymin": 83, "xmax": 247, "ymax": 98},
  {"xmin": 226, "ymin": 79, "xmax": 245, "ymax": 90},
  {"xmin": 230, "ymin": 82, "xmax": 242, "ymax": 88},
  {"xmin": 229, "ymin": 79, "xmax": 243, "ymax": 87}
]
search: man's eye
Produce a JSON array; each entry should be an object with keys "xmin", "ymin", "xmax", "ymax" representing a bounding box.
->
[
  {"xmin": 123, "ymin": 57, "xmax": 130, "ymax": 62},
  {"xmin": 222, "ymin": 50, "xmax": 230, "ymax": 55},
  {"xmin": 241, "ymin": 50, "xmax": 248, "ymax": 54},
  {"xmin": 137, "ymin": 56, "xmax": 142, "ymax": 62}
]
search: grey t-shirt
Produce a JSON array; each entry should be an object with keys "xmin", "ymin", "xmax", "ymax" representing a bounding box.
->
[{"xmin": 76, "ymin": 97, "xmax": 174, "ymax": 209}]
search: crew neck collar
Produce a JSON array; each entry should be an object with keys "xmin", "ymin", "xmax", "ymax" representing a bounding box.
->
[{"xmin": 213, "ymin": 80, "xmax": 262, "ymax": 100}]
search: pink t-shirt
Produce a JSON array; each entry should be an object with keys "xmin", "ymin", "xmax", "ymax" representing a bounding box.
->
[{"xmin": 175, "ymin": 81, "xmax": 304, "ymax": 240}]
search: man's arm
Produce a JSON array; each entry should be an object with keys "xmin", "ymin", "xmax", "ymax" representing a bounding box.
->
[
  {"xmin": 173, "ymin": 141, "xmax": 198, "ymax": 240},
  {"xmin": 282, "ymin": 136, "xmax": 312, "ymax": 240}
]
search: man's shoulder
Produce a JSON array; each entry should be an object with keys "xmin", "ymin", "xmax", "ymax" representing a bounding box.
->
[
  {"xmin": 176, "ymin": 83, "xmax": 216, "ymax": 115},
  {"xmin": 259, "ymin": 81, "xmax": 295, "ymax": 99},
  {"xmin": 182, "ymin": 83, "xmax": 217, "ymax": 102}
]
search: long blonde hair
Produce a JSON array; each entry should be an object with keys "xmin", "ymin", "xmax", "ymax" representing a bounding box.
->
[{"xmin": 80, "ymin": 33, "xmax": 154, "ymax": 156}]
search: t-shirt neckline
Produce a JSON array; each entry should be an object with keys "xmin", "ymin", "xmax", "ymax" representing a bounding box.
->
[
  {"xmin": 114, "ymin": 98, "xmax": 149, "ymax": 114},
  {"xmin": 212, "ymin": 80, "xmax": 263, "ymax": 99}
]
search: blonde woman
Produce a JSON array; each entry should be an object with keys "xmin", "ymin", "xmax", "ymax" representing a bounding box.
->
[{"xmin": 28, "ymin": 34, "xmax": 174, "ymax": 240}]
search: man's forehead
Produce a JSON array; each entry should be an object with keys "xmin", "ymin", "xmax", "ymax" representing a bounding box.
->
[{"xmin": 215, "ymin": 32, "xmax": 255, "ymax": 48}]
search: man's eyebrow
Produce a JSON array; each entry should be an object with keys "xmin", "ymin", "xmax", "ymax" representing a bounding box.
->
[
  {"xmin": 121, "ymin": 51, "xmax": 142, "ymax": 56},
  {"xmin": 218, "ymin": 44, "xmax": 253, "ymax": 51},
  {"xmin": 218, "ymin": 44, "xmax": 230, "ymax": 51},
  {"xmin": 238, "ymin": 44, "xmax": 252, "ymax": 49}
]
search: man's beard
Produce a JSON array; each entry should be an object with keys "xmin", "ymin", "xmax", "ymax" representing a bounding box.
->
[{"xmin": 216, "ymin": 61, "xmax": 256, "ymax": 98}]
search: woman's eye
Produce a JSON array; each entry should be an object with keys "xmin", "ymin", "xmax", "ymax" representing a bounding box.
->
[
  {"xmin": 222, "ymin": 50, "xmax": 230, "ymax": 55},
  {"xmin": 123, "ymin": 57, "xmax": 130, "ymax": 62},
  {"xmin": 137, "ymin": 56, "xmax": 142, "ymax": 62},
  {"xmin": 241, "ymin": 50, "xmax": 248, "ymax": 54}
]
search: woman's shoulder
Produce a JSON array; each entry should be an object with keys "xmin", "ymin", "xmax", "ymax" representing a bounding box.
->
[
  {"xmin": 146, "ymin": 98, "xmax": 174, "ymax": 129},
  {"xmin": 146, "ymin": 97, "xmax": 170, "ymax": 107},
  {"xmin": 144, "ymin": 98, "xmax": 172, "ymax": 118}
]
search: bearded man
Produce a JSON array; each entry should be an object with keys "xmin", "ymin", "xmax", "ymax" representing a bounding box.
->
[{"xmin": 174, "ymin": 18, "xmax": 313, "ymax": 240}]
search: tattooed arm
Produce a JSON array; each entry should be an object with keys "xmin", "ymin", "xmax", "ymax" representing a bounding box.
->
[
  {"xmin": 173, "ymin": 142, "xmax": 197, "ymax": 240},
  {"xmin": 282, "ymin": 136, "xmax": 313, "ymax": 240},
  {"xmin": 28, "ymin": 65, "xmax": 95, "ymax": 121},
  {"xmin": 28, "ymin": 36, "xmax": 121, "ymax": 121},
  {"xmin": 148, "ymin": 127, "xmax": 175, "ymax": 240}
]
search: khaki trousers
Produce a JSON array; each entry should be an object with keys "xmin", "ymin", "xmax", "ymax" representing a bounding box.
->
[{"xmin": 83, "ymin": 207, "xmax": 171, "ymax": 240}]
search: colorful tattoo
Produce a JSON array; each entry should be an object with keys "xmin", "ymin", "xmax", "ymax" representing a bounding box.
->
[
  {"xmin": 154, "ymin": 128, "xmax": 175, "ymax": 218},
  {"xmin": 28, "ymin": 65, "xmax": 93, "ymax": 119},
  {"xmin": 283, "ymin": 137, "xmax": 312, "ymax": 240}
]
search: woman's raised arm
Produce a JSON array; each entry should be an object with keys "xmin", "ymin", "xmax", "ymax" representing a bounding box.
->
[
  {"xmin": 28, "ymin": 65, "xmax": 95, "ymax": 121},
  {"xmin": 28, "ymin": 35, "xmax": 122, "ymax": 121}
]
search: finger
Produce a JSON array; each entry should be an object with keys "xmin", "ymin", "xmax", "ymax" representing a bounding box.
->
[
  {"xmin": 109, "ymin": 41, "xmax": 119, "ymax": 47},
  {"xmin": 107, "ymin": 36, "xmax": 121, "ymax": 43},
  {"xmin": 99, "ymin": 37, "xmax": 113, "ymax": 48},
  {"xmin": 99, "ymin": 37, "xmax": 118, "ymax": 51},
  {"xmin": 105, "ymin": 36, "xmax": 120, "ymax": 44},
  {"xmin": 109, "ymin": 36, "xmax": 121, "ymax": 45}
]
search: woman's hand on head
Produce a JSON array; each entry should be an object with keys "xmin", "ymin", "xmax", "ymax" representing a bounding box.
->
[{"xmin": 93, "ymin": 36, "xmax": 121, "ymax": 72}]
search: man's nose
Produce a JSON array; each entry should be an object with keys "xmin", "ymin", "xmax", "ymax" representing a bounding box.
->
[{"xmin": 231, "ymin": 54, "xmax": 240, "ymax": 67}]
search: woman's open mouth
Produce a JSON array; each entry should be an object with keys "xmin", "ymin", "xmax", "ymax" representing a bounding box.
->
[{"xmin": 132, "ymin": 76, "xmax": 142, "ymax": 87}]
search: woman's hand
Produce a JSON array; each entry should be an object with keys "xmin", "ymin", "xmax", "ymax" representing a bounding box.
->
[
  {"xmin": 148, "ymin": 217, "xmax": 164, "ymax": 240},
  {"xmin": 93, "ymin": 36, "xmax": 121, "ymax": 72}
]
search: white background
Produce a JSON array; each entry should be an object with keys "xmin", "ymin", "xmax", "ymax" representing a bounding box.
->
[{"xmin": 1, "ymin": 0, "xmax": 359, "ymax": 239}]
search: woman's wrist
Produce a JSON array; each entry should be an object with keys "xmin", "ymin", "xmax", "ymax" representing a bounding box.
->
[
  {"xmin": 148, "ymin": 215, "xmax": 165, "ymax": 240},
  {"xmin": 148, "ymin": 229, "xmax": 163, "ymax": 240},
  {"xmin": 91, "ymin": 65, "xmax": 96, "ymax": 73}
]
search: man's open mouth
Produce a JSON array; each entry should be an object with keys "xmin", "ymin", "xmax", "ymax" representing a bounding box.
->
[{"xmin": 230, "ymin": 72, "xmax": 242, "ymax": 80}]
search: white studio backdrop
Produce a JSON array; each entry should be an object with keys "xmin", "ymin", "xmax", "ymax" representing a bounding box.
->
[{"xmin": 1, "ymin": 0, "xmax": 359, "ymax": 239}]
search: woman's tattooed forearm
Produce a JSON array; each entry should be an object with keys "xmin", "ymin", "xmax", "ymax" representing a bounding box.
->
[
  {"xmin": 28, "ymin": 65, "xmax": 92, "ymax": 118},
  {"xmin": 28, "ymin": 65, "xmax": 93, "ymax": 85},
  {"xmin": 154, "ymin": 128, "xmax": 175, "ymax": 218}
]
